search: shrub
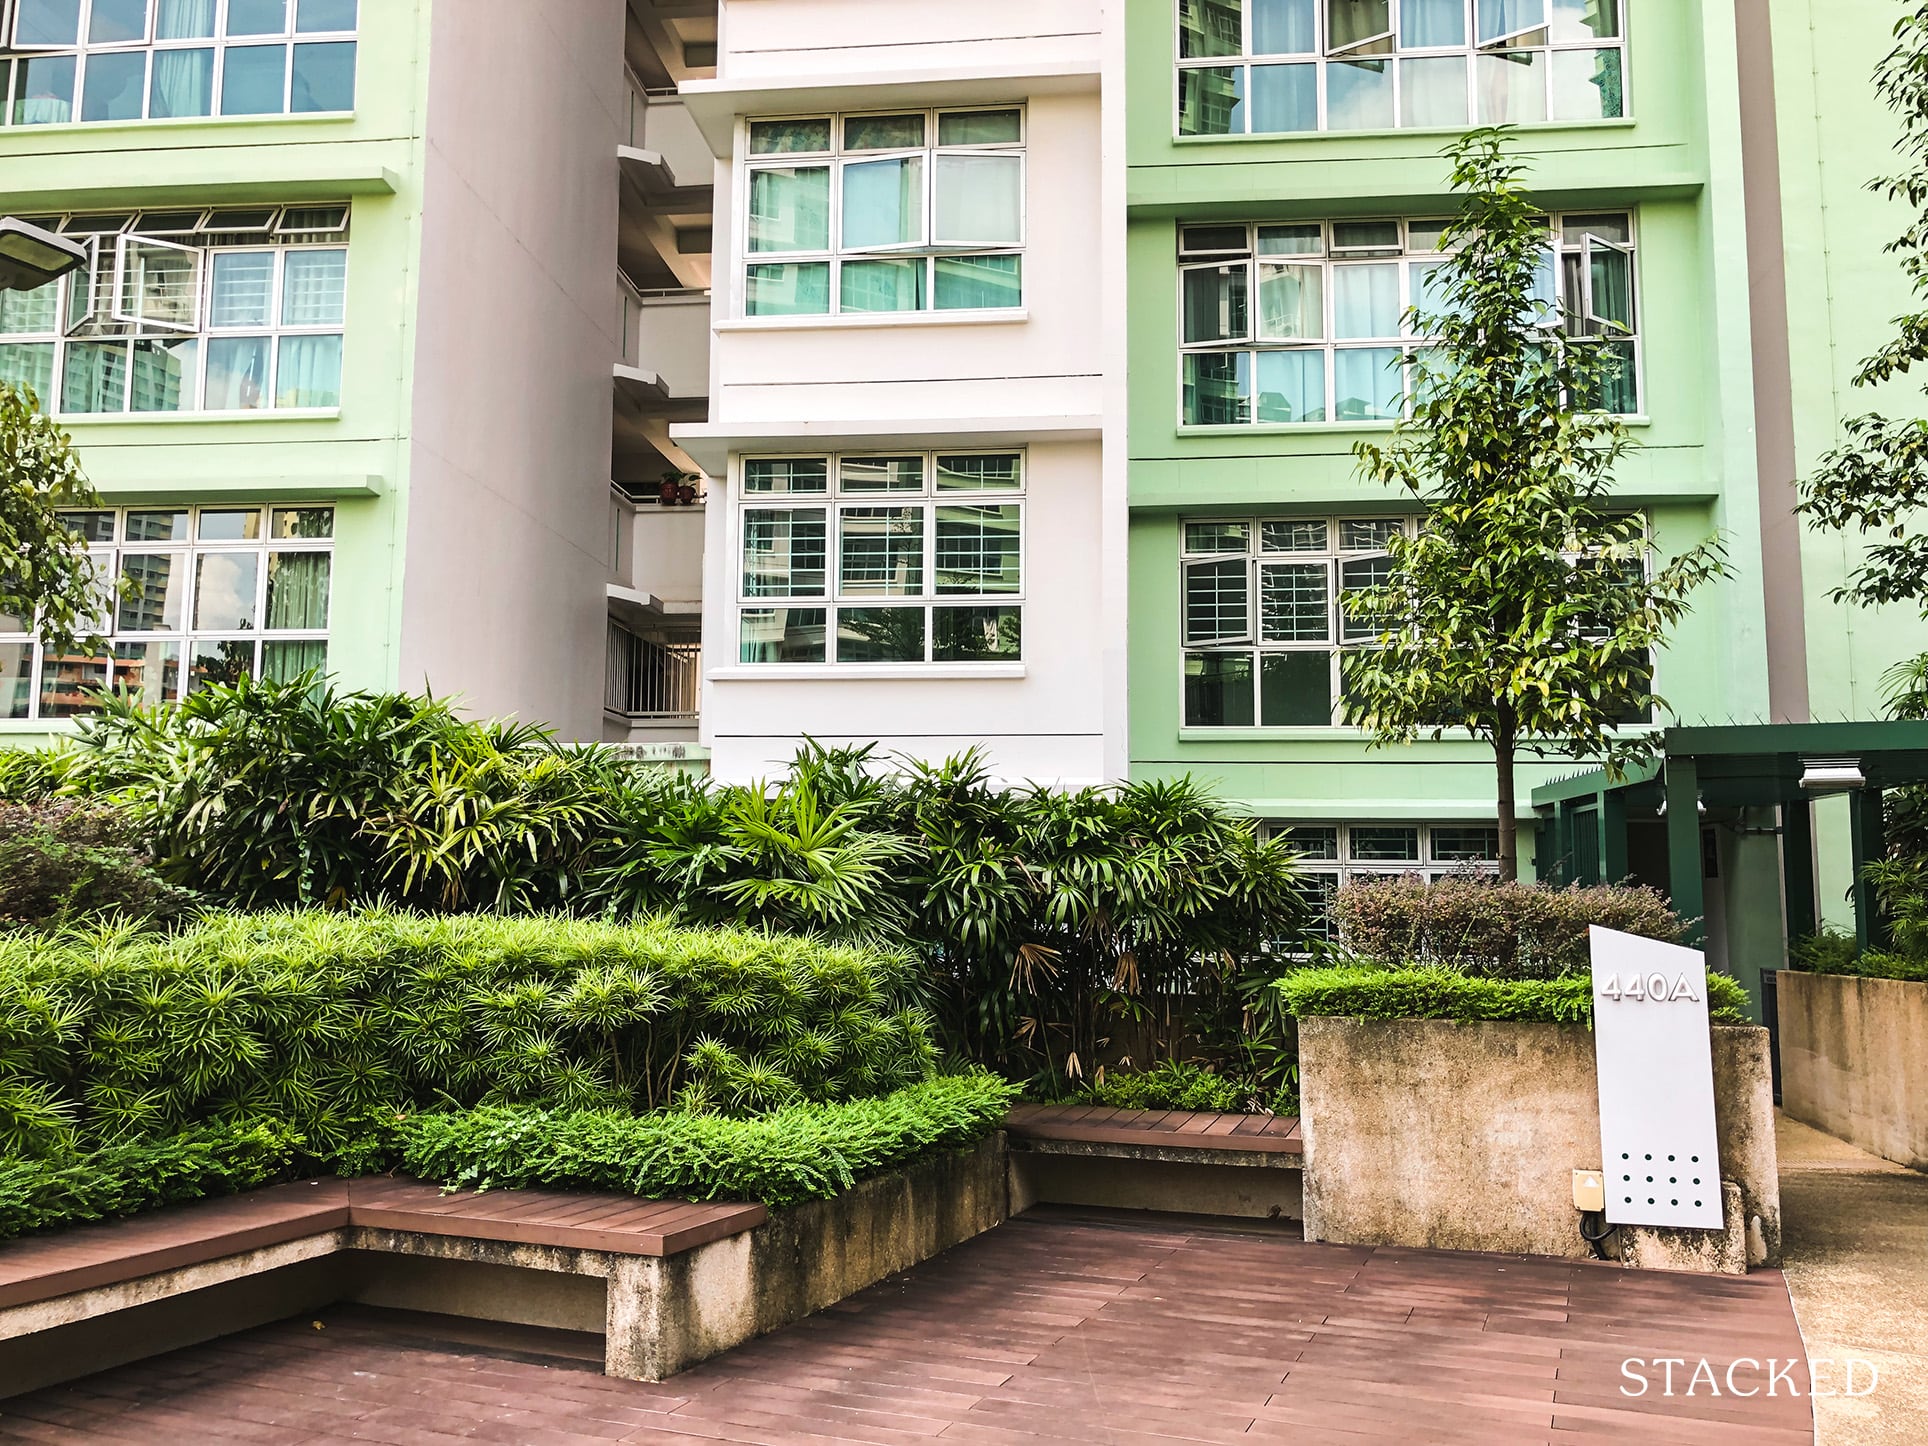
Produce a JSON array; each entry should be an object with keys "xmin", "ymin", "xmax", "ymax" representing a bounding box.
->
[
  {"xmin": 0, "ymin": 1121, "xmax": 301, "ymax": 1242},
  {"xmin": 43, "ymin": 675, "xmax": 628, "ymax": 913},
  {"xmin": 19, "ymin": 682, "xmax": 1305, "ymax": 1092},
  {"xmin": 1086, "ymin": 1060, "xmax": 1251, "ymax": 1114},
  {"xmin": 0, "ymin": 803, "xmax": 196, "ymax": 930},
  {"xmin": 0, "ymin": 909, "xmax": 935, "ymax": 1152},
  {"xmin": 1786, "ymin": 934, "xmax": 1928, "ymax": 984},
  {"xmin": 398, "ymin": 1072, "xmax": 1018, "ymax": 1207},
  {"xmin": 1275, "ymin": 965, "xmax": 1751, "ymax": 1026},
  {"xmin": 1331, "ymin": 877, "xmax": 1685, "ymax": 979}
]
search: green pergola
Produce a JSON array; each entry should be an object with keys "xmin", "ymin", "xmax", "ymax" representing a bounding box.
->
[{"xmin": 1532, "ymin": 721, "xmax": 1928, "ymax": 951}]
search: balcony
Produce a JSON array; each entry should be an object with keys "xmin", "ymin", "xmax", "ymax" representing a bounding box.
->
[{"xmin": 605, "ymin": 622, "xmax": 701, "ymax": 742}]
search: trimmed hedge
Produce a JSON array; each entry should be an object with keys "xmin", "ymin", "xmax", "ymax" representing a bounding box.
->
[
  {"xmin": 0, "ymin": 1076, "xmax": 1015, "ymax": 1239},
  {"xmin": 1331, "ymin": 878, "xmax": 1685, "ymax": 978},
  {"xmin": 1275, "ymin": 966, "xmax": 1752, "ymax": 1026},
  {"xmin": 0, "ymin": 1122, "xmax": 300, "ymax": 1243},
  {"xmin": 0, "ymin": 910, "xmax": 934, "ymax": 1155},
  {"xmin": 1085, "ymin": 1060, "xmax": 1251, "ymax": 1114},
  {"xmin": 398, "ymin": 1072, "xmax": 1017, "ymax": 1207}
]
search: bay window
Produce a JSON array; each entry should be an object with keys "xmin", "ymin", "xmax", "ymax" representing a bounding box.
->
[
  {"xmin": 1178, "ymin": 211, "xmax": 1638, "ymax": 426},
  {"xmin": 1, "ymin": 503, "xmax": 334, "ymax": 721},
  {"xmin": 738, "ymin": 452, "xmax": 1024, "ymax": 665},
  {"xmin": 1, "ymin": 0, "xmax": 356, "ymax": 126},
  {"xmin": 1177, "ymin": 0, "xmax": 1624, "ymax": 136},
  {"xmin": 744, "ymin": 108, "xmax": 1025, "ymax": 317},
  {"xmin": 0, "ymin": 205, "xmax": 349, "ymax": 415}
]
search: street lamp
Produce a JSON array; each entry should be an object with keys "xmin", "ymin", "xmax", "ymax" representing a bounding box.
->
[{"xmin": 0, "ymin": 217, "xmax": 87, "ymax": 292}]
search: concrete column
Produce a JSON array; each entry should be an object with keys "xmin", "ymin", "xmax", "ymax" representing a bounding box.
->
[{"xmin": 1668, "ymin": 758, "xmax": 1705, "ymax": 947}]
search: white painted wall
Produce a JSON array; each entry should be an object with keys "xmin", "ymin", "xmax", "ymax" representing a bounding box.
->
[
  {"xmin": 399, "ymin": 0, "xmax": 625, "ymax": 739},
  {"xmin": 717, "ymin": 0, "xmax": 1101, "ymax": 82},
  {"xmin": 690, "ymin": 0, "xmax": 1113, "ymax": 784},
  {"xmin": 704, "ymin": 439, "xmax": 1107, "ymax": 786},
  {"xmin": 615, "ymin": 503, "xmax": 708, "ymax": 605}
]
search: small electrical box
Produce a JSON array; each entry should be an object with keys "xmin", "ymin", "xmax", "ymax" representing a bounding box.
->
[{"xmin": 1573, "ymin": 1169, "xmax": 1606, "ymax": 1212}]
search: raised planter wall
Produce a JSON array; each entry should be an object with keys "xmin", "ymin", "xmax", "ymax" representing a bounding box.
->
[
  {"xmin": 1780, "ymin": 971, "xmax": 1928, "ymax": 1170},
  {"xmin": 1297, "ymin": 1019, "xmax": 1780, "ymax": 1266}
]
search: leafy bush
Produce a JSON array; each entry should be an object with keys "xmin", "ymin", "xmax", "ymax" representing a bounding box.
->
[
  {"xmin": 0, "ymin": 1121, "xmax": 301, "ymax": 1242},
  {"xmin": 35, "ymin": 676, "xmax": 627, "ymax": 913},
  {"xmin": 1331, "ymin": 877, "xmax": 1685, "ymax": 979},
  {"xmin": 1276, "ymin": 965, "xmax": 1751, "ymax": 1026},
  {"xmin": 398, "ymin": 1072, "xmax": 1017, "ymax": 1207},
  {"xmin": 589, "ymin": 748, "xmax": 1305, "ymax": 1092},
  {"xmin": 1086, "ymin": 1060, "xmax": 1249, "ymax": 1114},
  {"xmin": 0, "ymin": 803, "xmax": 196, "ymax": 929},
  {"xmin": 1786, "ymin": 932, "xmax": 1928, "ymax": 984},
  {"xmin": 20, "ymin": 688, "xmax": 1305, "ymax": 1093},
  {"xmin": 0, "ymin": 910, "xmax": 934, "ymax": 1153}
]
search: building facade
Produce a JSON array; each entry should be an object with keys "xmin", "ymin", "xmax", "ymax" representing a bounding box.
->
[{"xmin": 3, "ymin": 0, "xmax": 1924, "ymax": 987}]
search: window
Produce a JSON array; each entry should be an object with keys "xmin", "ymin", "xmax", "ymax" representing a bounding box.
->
[
  {"xmin": 0, "ymin": 0, "xmax": 356, "ymax": 126},
  {"xmin": 1177, "ymin": 211, "xmax": 1638, "ymax": 426},
  {"xmin": 1182, "ymin": 515, "xmax": 1414, "ymax": 727},
  {"xmin": 738, "ymin": 452, "xmax": 1024, "ymax": 665},
  {"xmin": 743, "ymin": 108, "xmax": 1025, "ymax": 317},
  {"xmin": 0, "ymin": 205, "xmax": 350, "ymax": 415},
  {"xmin": 0, "ymin": 504, "xmax": 334, "ymax": 722},
  {"xmin": 1182, "ymin": 512, "xmax": 1656, "ymax": 728},
  {"xmin": 1177, "ymin": 0, "xmax": 1623, "ymax": 136},
  {"xmin": 1263, "ymin": 821, "xmax": 1501, "ymax": 944}
]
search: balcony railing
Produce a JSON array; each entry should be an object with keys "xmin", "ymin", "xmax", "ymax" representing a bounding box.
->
[{"xmin": 606, "ymin": 624, "xmax": 701, "ymax": 721}]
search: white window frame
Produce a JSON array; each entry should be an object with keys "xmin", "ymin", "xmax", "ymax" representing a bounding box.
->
[
  {"xmin": 738, "ymin": 106, "xmax": 1028, "ymax": 320},
  {"xmin": 1, "ymin": 0, "xmax": 358, "ymax": 127},
  {"xmin": 0, "ymin": 205, "xmax": 350, "ymax": 417},
  {"xmin": 111, "ymin": 232, "xmax": 203, "ymax": 332},
  {"xmin": 1174, "ymin": 0, "xmax": 1631, "ymax": 137},
  {"xmin": 0, "ymin": 503, "xmax": 335, "ymax": 723},
  {"xmin": 1180, "ymin": 510, "xmax": 1659, "ymax": 730},
  {"xmin": 1175, "ymin": 211, "xmax": 1643, "ymax": 428},
  {"xmin": 733, "ymin": 450, "xmax": 1027, "ymax": 668}
]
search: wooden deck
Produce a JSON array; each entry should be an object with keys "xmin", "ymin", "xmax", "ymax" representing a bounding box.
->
[
  {"xmin": 0, "ymin": 1208, "xmax": 1815, "ymax": 1444},
  {"xmin": 1005, "ymin": 1103, "xmax": 1305, "ymax": 1156},
  {"xmin": 0, "ymin": 1178, "xmax": 766, "ymax": 1312}
]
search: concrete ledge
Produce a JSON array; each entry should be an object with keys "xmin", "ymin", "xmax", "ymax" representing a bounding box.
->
[
  {"xmin": 607, "ymin": 1135, "xmax": 1010, "ymax": 1381},
  {"xmin": 1298, "ymin": 1018, "xmax": 1780, "ymax": 1268},
  {"xmin": 1010, "ymin": 1152, "xmax": 1303, "ymax": 1221},
  {"xmin": 0, "ymin": 1141, "xmax": 1012, "ymax": 1395},
  {"xmin": 1780, "ymin": 971, "xmax": 1928, "ymax": 1169}
]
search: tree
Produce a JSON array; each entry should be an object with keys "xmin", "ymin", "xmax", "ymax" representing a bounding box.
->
[
  {"xmin": 1799, "ymin": 6, "xmax": 1928, "ymax": 654},
  {"xmin": 0, "ymin": 383, "xmax": 113, "ymax": 656},
  {"xmin": 1341, "ymin": 130, "xmax": 1728, "ymax": 882}
]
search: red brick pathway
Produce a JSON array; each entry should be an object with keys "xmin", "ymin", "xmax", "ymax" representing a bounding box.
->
[{"xmin": 0, "ymin": 1208, "xmax": 1814, "ymax": 1444}]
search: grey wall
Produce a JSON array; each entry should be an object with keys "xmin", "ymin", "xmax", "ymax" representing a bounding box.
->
[{"xmin": 400, "ymin": 0, "xmax": 625, "ymax": 738}]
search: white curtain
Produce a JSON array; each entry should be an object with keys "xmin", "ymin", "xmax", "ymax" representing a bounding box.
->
[
  {"xmin": 150, "ymin": 47, "xmax": 214, "ymax": 117},
  {"xmin": 156, "ymin": 0, "xmax": 217, "ymax": 38},
  {"xmin": 274, "ymin": 334, "xmax": 341, "ymax": 408},
  {"xmin": 280, "ymin": 249, "xmax": 347, "ymax": 326},
  {"xmin": 842, "ymin": 156, "xmax": 924, "ymax": 250},
  {"xmin": 934, "ymin": 155, "xmax": 1020, "ymax": 246},
  {"xmin": 1333, "ymin": 264, "xmax": 1400, "ymax": 340}
]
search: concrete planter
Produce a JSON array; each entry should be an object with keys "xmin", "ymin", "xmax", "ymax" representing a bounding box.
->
[
  {"xmin": 1297, "ymin": 1018, "xmax": 1780, "ymax": 1267},
  {"xmin": 1780, "ymin": 970, "xmax": 1928, "ymax": 1170}
]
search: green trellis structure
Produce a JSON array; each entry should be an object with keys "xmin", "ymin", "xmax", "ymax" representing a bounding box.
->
[{"xmin": 1533, "ymin": 722, "xmax": 1928, "ymax": 1008}]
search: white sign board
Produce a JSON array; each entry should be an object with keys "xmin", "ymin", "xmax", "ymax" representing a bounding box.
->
[{"xmin": 1589, "ymin": 926, "xmax": 1724, "ymax": 1230}]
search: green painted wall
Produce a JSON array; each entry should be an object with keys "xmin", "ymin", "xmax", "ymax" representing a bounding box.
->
[
  {"xmin": 1771, "ymin": 0, "xmax": 1928, "ymax": 719},
  {"xmin": 1124, "ymin": 1, "xmax": 1777, "ymax": 860},
  {"xmin": 0, "ymin": 2, "xmax": 433, "ymax": 747}
]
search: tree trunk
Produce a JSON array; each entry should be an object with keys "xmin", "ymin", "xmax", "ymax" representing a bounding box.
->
[{"xmin": 1495, "ymin": 723, "xmax": 1519, "ymax": 884}]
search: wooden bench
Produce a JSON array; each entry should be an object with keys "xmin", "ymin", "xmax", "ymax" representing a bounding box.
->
[
  {"xmin": 0, "ymin": 1137, "xmax": 1010, "ymax": 1398},
  {"xmin": 1004, "ymin": 1105, "xmax": 1305, "ymax": 1221},
  {"xmin": 0, "ymin": 1175, "xmax": 766, "ymax": 1395}
]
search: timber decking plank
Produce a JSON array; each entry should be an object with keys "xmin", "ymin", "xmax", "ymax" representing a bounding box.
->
[
  {"xmin": 1004, "ymin": 1106, "xmax": 1305, "ymax": 1157},
  {"xmin": 0, "ymin": 1179, "xmax": 352, "ymax": 1310}
]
